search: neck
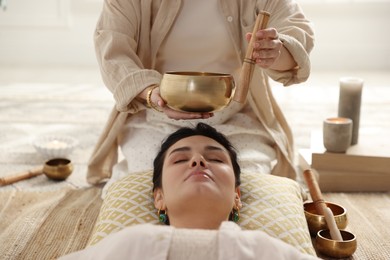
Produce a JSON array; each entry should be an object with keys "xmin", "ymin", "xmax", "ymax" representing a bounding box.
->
[{"xmin": 168, "ymin": 205, "xmax": 230, "ymax": 230}]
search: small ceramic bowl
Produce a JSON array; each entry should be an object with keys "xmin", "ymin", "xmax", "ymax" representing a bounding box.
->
[
  {"xmin": 304, "ymin": 201, "xmax": 348, "ymax": 236},
  {"xmin": 316, "ymin": 229, "xmax": 357, "ymax": 258},
  {"xmin": 33, "ymin": 135, "xmax": 78, "ymax": 159},
  {"xmin": 43, "ymin": 158, "xmax": 73, "ymax": 180},
  {"xmin": 159, "ymin": 71, "xmax": 235, "ymax": 113}
]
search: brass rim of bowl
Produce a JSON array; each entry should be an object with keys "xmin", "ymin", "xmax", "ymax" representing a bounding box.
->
[
  {"xmin": 304, "ymin": 201, "xmax": 347, "ymax": 217},
  {"xmin": 317, "ymin": 229, "xmax": 356, "ymax": 242},
  {"xmin": 45, "ymin": 158, "xmax": 71, "ymax": 166},
  {"xmin": 164, "ymin": 71, "xmax": 232, "ymax": 77}
]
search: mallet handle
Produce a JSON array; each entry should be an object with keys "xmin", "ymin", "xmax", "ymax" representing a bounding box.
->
[
  {"xmin": 0, "ymin": 166, "xmax": 43, "ymax": 186},
  {"xmin": 234, "ymin": 11, "xmax": 270, "ymax": 103}
]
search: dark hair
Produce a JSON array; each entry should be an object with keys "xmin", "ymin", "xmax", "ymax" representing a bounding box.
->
[{"xmin": 152, "ymin": 123, "xmax": 241, "ymax": 191}]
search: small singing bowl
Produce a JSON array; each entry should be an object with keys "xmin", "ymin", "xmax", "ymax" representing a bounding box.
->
[
  {"xmin": 304, "ymin": 201, "xmax": 348, "ymax": 236},
  {"xmin": 43, "ymin": 158, "xmax": 73, "ymax": 180},
  {"xmin": 159, "ymin": 71, "xmax": 235, "ymax": 113},
  {"xmin": 316, "ymin": 229, "xmax": 357, "ymax": 258}
]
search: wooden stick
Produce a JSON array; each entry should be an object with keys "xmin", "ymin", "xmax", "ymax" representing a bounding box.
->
[
  {"xmin": 324, "ymin": 206, "xmax": 344, "ymax": 241},
  {"xmin": 0, "ymin": 166, "xmax": 43, "ymax": 186},
  {"xmin": 234, "ymin": 11, "xmax": 270, "ymax": 103},
  {"xmin": 303, "ymin": 169, "xmax": 343, "ymax": 241}
]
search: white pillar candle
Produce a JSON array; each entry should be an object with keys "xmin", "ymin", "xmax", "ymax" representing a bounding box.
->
[{"xmin": 337, "ymin": 77, "xmax": 363, "ymax": 145}]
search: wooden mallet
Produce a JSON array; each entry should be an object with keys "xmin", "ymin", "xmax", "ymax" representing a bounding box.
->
[
  {"xmin": 234, "ymin": 11, "xmax": 270, "ymax": 103},
  {"xmin": 303, "ymin": 169, "xmax": 343, "ymax": 241},
  {"xmin": 0, "ymin": 166, "xmax": 43, "ymax": 186}
]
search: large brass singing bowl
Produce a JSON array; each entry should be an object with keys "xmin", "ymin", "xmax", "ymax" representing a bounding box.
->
[
  {"xmin": 316, "ymin": 229, "xmax": 357, "ymax": 258},
  {"xmin": 159, "ymin": 72, "xmax": 235, "ymax": 113},
  {"xmin": 304, "ymin": 201, "xmax": 348, "ymax": 236}
]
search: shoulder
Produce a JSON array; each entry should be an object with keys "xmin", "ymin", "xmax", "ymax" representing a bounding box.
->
[
  {"xmin": 218, "ymin": 222, "xmax": 318, "ymax": 259},
  {"xmin": 60, "ymin": 224, "xmax": 174, "ymax": 260}
]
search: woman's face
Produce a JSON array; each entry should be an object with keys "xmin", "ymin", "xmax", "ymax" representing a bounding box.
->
[{"xmin": 154, "ymin": 135, "xmax": 240, "ymax": 225}]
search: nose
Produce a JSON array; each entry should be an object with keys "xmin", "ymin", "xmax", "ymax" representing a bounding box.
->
[{"xmin": 190, "ymin": 154, "xmax": 206, "ymax": 168}]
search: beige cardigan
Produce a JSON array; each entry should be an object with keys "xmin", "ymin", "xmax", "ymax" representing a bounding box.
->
[{"xmin": 87, "ymin": 0, "xmax": 315, "ymax": 184}]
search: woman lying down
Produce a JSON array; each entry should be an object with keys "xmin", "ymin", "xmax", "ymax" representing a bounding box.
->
[{"xmin": 60, "ymin": 123, "xmax": 319, "ymax": 260}]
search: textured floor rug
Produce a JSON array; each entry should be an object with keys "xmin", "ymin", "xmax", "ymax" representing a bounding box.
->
[
  {"xmin": 0, "ymin": 68, "xmax": 389, "ymax": 259},
  {"xmin": 0, "ymin": 68, "xmax": 114, "ymax": 191},
  {"xmin": 321, "ymin": 192, "xmax": 390, "ymax": 260},
  {"xmin": 0, "ymin": 187, "xmax": 103, "ymax": 260}
]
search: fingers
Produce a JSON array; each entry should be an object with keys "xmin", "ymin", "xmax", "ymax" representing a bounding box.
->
[
  {"xmin": 246, "ymin": 28, "xmax": 279, "ymax": 42},
  {"xmin": 150, "ymin": 87, "xmax": 214, "ymax": 120},
  {"xmin": 255, "ymin": 27, "xmax": 279, "ymax": 40},
  {"xmin": 252, "ymin": 44, "xmax": 281, "ymax": 61},
  {"xmin": 164, "ymin": 109, "xmax": 214, "ymax": 120},
  {"xmin": 250, "ymin": 28, "xmax": 282, "ymax": 68}
]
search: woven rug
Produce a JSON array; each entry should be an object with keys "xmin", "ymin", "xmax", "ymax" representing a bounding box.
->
[
  {"xmin": 0, "ymin": 68, "xmax": 109, "ymax": 259},
  {"xmin": 0, "ymin": 68, "xmax": 114, "ymax": 191},
  {"xmin": 320, "ymin": 192, "xmax": 390, "ymax": 260},
  {"xmin": 0, "ymin": 186, "xmax": 103, "ymax": 260}
]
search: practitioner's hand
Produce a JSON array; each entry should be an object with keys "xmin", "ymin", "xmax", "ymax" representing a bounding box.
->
[
  {"xmin": 246, "ymin": 27, "xmax": 282, "ymax": 69},
  {"xmin": 149, "ymin": 87, "xmax": 214, "ymax": 120},
  {"xmin": 246, "ymin": 28, "xmax": 297, "ymax": 71}
]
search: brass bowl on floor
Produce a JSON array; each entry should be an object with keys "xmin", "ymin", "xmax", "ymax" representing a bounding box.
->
[
  {"xmin": 159, "ymin": 71, "xmax": 235, "ymax": 113},
  {"xmin": 304, "ymin": 201, "xmax": 348, "ymax": 236},
  {"xmin": 316, "ymin": 229, "xmax": 357, "ymax": 258},
  {"xmin": 43, "ymin": 158, "xmax": 73, "ymax": 180}
]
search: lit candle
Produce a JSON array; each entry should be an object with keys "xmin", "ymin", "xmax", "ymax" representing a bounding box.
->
[
  {"xmin": 323, "ymin": 117, "xmax": 353, "ymax": 153},
  {"xmin": 337, "ymin": 77, "xmax": 363, "ymax": 145}
]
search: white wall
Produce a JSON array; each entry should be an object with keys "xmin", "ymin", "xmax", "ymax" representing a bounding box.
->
[
  {"xmin": 299, "ymin": 0, "xmax": 390, "ymax": 71},
  {"xmin": 0, "ymin": 0, "xmax": 102, "ymax": 68},
  {"xmin": 0, "ymin": 0, "xmax": 389, "ymax": 71}
]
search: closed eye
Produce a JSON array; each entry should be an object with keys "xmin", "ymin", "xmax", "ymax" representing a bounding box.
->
[
  {"xmin": 209, "ymin": 158, "xmax": 224, "ymax": 163},
  {"xmin": 174, "ymin": 159, "xmax": 188, "ymax": 164}
]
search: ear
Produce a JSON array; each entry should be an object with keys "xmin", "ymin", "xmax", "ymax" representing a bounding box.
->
[
  {"xmin": 153, "ymin": 188, "xmax": 166, "ymax": 210},
  {"xmin": 234, "ymin": 187, "xmax": 242, "ymax": 210}
]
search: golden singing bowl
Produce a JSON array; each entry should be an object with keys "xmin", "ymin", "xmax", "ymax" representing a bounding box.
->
[
  {"xmin": 316, "ymin": 229, "xmax": 357, "ymax": 258},
  {"xmin": 159, "ymin": 71, "xmax": 235, "ymax": 113},
  {"xmin": 43, "ymin": 158, "xmax": 73, "ymax": 180},
  {"xmin": 304, "ymin": 201, "xmax": 348, "ymax": 236}
]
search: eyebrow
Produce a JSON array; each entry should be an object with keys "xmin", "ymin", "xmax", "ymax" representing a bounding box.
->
[{"xmin": 168, "ymin": 145, "xmax": 225, "ymax": 156}]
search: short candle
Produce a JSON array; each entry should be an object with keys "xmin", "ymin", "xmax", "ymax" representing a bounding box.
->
[
  {"xmin": 327, "ymin": 118, "xmax": 349, "ymax": 124},
  {"xmin": 323, "ymin": 117, "xmax": 353, "ymax": 153}
]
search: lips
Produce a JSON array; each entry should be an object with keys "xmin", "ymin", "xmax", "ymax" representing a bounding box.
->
[{"xmin": 185, "ymin": 170, "xmax": 214, "ymax": 181}]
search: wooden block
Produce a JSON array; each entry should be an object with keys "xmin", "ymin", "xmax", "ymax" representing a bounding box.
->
[
  {"xmin": 317, "ymin": 170, "xmax": 390, "ymax": 192},
  {"xmin": 310, "ymin": 131, "xmax": 390, "ymax": 174},
  {"xmin": 298, "ymin": 149, "xmax": 390, "ymax": 192}
]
